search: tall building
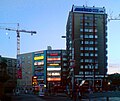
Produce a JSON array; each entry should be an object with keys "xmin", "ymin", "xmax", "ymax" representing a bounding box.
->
[{"xmin": 66, "ymin": 5, "xmax": 108, "ymax": 90}]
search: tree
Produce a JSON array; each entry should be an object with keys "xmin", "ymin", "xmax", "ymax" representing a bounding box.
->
[
  {"xmin": 108, "ymin": 73, "xmax": 120, "ymax": 90},
  {"xmin": 0, "ymin": 57, "xmax": 10, "ymax": 99},
  {"xmin": 0, "ymin": 58, "xmax": 10, "ymax": 83}
]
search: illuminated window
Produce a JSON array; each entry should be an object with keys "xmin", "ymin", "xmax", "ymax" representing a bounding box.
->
[
  {"xmin": 80, "ymin": 47, "xmax": 83, "ymax": 50},
  {"xmin": 79, "ymin": 72, "xmax": 83, "ymax": 74},
  {"xmin": 80, "ymin": 53, "xmax": 83, "ymax": 56},
  {"xmin": 80, "ymin": 59, "xmax": 83, "ymax": 62},
  {"xmin": 80, "ymin": 65, "xmax": 83, "ymax": 69},
  {"xmin": 80, "ymin": 28, "xmax": 83, "ymax": 32},
  {"xmin": 89, "ymin": 35, "xmax": 94, "ymax": 38},
  {"xmin": 85, "ymin": 53, "xmax": 89, "ymax": 56},
  {"xmin": 47, "ymin": 77, "xmax": 61, "ymax": 81},
  {"xmin": 85, "ymin": 41, "xmax": 89, "ymax": 44},
  {"xmin": 47, "ymin": 68, "xmax": 61, "ymax": 71}
]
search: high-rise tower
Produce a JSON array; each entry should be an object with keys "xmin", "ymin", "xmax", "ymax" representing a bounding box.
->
[{"xmin": 66, "ymin": 5, "xmax": 108, "ymax": 91}]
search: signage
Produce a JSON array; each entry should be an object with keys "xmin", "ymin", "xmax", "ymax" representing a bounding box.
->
[
  {"xmin": 34, "ymin": 61, "xmax": 44, "ymax": 66},
  {"xmin": 50, "ymin": 53, "xmax": 58, "ymax": 56},
  {"xmin": 47, "ymin": 77, "xmax": 61, "ymax": 81},
  {"xmin": 34, "ymin": 71, "xmax": 44, "ymax": 76},
  {"xmin": 48, "ymin": 63, "xmax": 60, "ymax": 66},
  {"xmin": 47, "ymin": 58, "xmax": 61, "ymax": 61},
  {"xmin": 47, "ymin": 68, "xmax": 61, "ymax": 71},
  {"xmin": 34, "ymin": 56, "xmax": 44, "ymax": 60},
  {"xmin": 47, "ymin": 72, "xmax": 60, "ymax": 76},
  {"xmin": 73, "ymin": 6, "xmax": 105, "ymax": 14}
]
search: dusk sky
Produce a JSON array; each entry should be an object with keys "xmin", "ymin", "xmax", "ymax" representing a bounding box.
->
[{"xmin": 0, "ymin": 0, "xmax": 120, "ymax": 74}]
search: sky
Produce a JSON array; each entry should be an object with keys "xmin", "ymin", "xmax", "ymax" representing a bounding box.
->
[{"xmin": 0, "ymin": 0, "xmax": 120, "ymax": 74}]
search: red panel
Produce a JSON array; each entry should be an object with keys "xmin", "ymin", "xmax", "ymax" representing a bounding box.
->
[{"xmin": 50, "ymin": 53, "xmax": 58, "ymax": 56}]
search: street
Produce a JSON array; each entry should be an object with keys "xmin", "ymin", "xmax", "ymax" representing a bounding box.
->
[
  {"xmin": 12, "ymin": 94, "xmax": 70, "ymax": 101},
  {"xmin": 11, "ymin": 93, "xmax": 120, "ymax": 101}
]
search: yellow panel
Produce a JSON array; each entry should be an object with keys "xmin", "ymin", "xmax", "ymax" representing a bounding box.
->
[
  {"xmin": 34, "ymin": 56, "xmax": 44, "ymax": 60},
  {"xmin": 49, "ymin": 64, "xmax": 59, "ymax": 66}
]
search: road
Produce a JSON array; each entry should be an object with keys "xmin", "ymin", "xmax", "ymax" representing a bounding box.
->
[
  {"xmin": 11, "ymin": 93, "xmax": 120, "ymax": 101},
  {"xmin": 12, "ymin": 94, "xmax": 70, "ymax": 101}
]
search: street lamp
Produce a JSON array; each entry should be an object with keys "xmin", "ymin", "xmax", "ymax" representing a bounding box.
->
[{"xmin": 61, "ymin": 36, "xmax": 82, "ymax": 98}]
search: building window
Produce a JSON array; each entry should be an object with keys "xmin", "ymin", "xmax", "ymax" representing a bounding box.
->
[
  {"xmin": 85, "ymin": 41, "xmax": 89, "ymax": 44},
  {"xmin": 80, "ymin": 16, "xmax": 83, "ymax": 20},
  {"xmin": 85, "ymin": 65, "xmax": 88, "ymax": 69},
  {"xmin": 80, "ymin": 59, "xmax": 83, "ymax": 62},
  {"xmin": 80, "ymin": 53, "xmax": 83, "ymax": 56},
  {"xmin": 85, "ymin": 29, "xmax": 89, "ymax": 32},
  {"xmin": 95, "ymin": 47, "xmax": 98, "ymax": 50},
  {"xmin": 80, "ymin": 47, "xmax": 83, "ymax": 50},
  {"xmin": 85, "ymin": 35, "xmax": 89, "ymax": 38},
  {"xmin": 28, "ymin": 61, "xmax": 30, "ymax": 64},
  {"xmin": 28, "ymin": 56, "xmax": 31, "ymax": 59},
  {"xmin": 95, "ymin": 53, "xmax": 98, "ymax": 56},
  {"xmin": 63, "ymin": 58, "xmax": 67, "ymax": 61},
  {"xmin": 80, "ymin": 28, "xmax": 83, "ymax": 32},
  {"xmin": 89, "ymin": 41, "xmax": 94, "ymax": 44},
  {"xmin": 89, "ymin": 29, "xmax": 93, "ymax": 32},
  {"xmin": 95, "ymin": 41, "xmax": 98, "ymax": 44},
  {"xmin": 85, "ymin": 47, "xmax": 89, "ymax": 50},
  {"xmin": 95, "ymin": 64, "xmax": 98, "ymax": 69},
  {"xmin": 85, "ymin": 53, "xmax": 89, "ymax": 56},
  {"xmin": 85, "ymin": 72, "xmax": 89, "ymax": 74},
  {"xmin": 95, "ymin": 29, "xmax": 97, "ymax": 32},
  {"xmin": 85, "ymin": 59, "xmax": 89, "ymax": 63},
  {"xmin": 79, "ymin": 72, "xmax": 83, "ymax": 74},
  {"xmin": 89, "ymin": 47, "xmax": 94, "ymax": 50},
  {"xmin": 80, "ymin": 23, "xmax": 83, "ymax": 26},
  {"xmin": 89, "ymin": 53, "xmax": 94, "ymax": 56},
  {"xmin": 95, "ymin": 35, "xmax": 98, "ymax": 38},
  {"xmin": 80, "ymin": 35, "xmax": 83, "ymax": 38},
  {"xmin": 89, "ymin": 35, "xmax": 94, "ymax": 38}
]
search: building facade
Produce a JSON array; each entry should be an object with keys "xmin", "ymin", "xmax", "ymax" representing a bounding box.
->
[
  {"xmin": 0, "ymin": 55, "xmax": 17, "ymax": 92},
  {"xmin": 66, "ymin": 5, "xmax": 108, "ymax": 91},
  {"xmin": 45, "ymin": 50, "xmax": 67, "ymax": 90},
  {"xmin": 17, "ymin": 52, "xmax": 34, "ymax": 91},
  {"xmin": 17, "ymin": 49, "xmax": 67, "ymax": 92}
]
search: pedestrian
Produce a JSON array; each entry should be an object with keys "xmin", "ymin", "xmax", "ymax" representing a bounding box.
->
[{"xmin": 25, "ymin": 89, "xmax": 28, "ymax": 94}]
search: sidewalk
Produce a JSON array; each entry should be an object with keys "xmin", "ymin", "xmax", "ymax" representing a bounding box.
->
[{"xmin": 55, "ymin": 93, "xmax": 67, "ymax": 97}]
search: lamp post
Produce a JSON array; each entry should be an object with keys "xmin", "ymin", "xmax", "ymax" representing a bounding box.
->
[{"xmin": 62, "ymin": 36, "xmax": 82, "ymax": 99}]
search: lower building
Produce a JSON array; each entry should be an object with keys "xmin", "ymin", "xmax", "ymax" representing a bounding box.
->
[
  {"xmin": 17, "ymin": 49, "xmax": 68, "ymax": 93},
  {"xmin": 17, "ymin": 53, "xmax": 34, "ymax": 92},
  {"xmin": 0, "ymin": 55, "xmax": 17, "ymax": 93}
]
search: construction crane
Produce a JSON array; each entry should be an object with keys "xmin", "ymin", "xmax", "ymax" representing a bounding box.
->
[
  {"xmin": 108, "ymin": 14, "xmax": 120, "ymax": 22},
  {"xmin": 0, "ymin": 26, "xmax": 36, "ymax": 55}
]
